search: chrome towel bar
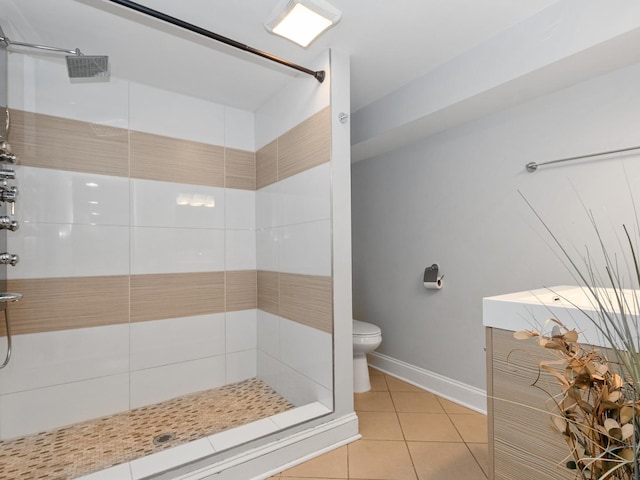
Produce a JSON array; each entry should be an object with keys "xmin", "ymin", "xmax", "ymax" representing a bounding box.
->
[{"xmin": 526, "ymin": 145, "xmax": 640, "ymax": 172}]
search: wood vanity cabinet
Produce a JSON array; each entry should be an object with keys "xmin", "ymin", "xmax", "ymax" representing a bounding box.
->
[{"xmin": 486, "ymin": 327, "xmax": 575, "ymax": 480}]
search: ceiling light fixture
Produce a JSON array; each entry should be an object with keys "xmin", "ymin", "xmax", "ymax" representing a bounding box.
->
[{"xmin": 265, "ymin": 0, "xmax": 341, "ymax": 47}]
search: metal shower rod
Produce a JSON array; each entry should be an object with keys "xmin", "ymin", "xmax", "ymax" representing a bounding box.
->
[{"xmin": 106, "ymin": 0, "xmax": 326, "ymax": 83}]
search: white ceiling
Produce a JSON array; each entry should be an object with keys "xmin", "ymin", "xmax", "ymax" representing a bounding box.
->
[{"xmin": 0, "ymin": 0, "xmax": 561, "ymax": 112}]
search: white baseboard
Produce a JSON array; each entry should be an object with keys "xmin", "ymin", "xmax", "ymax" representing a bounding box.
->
[
  {"xmin": 169, "ymin": 413, "xmax": 360, "ymax": 480},
  {"xmin": 368, "ymin": 352, "xmax": 487, "ymax": 414}
]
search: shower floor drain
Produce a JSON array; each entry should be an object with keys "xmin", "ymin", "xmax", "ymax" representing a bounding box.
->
[{"xmin": 153, "ymin": 433, "xmax": 176, "ymax": 446}]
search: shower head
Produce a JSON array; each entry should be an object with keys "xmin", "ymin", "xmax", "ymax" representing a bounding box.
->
[
  {"xmin": 0, "ymin": 29, "xmax": 110, "ymax": 79},
  {"xmin": 66, "ymin": 53, "xmax": 109, "ymax": 79}
]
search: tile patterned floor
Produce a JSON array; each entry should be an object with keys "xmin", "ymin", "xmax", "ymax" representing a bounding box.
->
[
  {"xmin": 271, "ymin": 368, "xmax": 489, "ymax": 480},
  {"xmin": 0, "ymin": 378, "xmax": 293, "ymax": 480}
]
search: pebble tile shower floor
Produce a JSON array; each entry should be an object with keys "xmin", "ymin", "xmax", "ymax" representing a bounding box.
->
[{"xmin": 0, "ymin": 378, "xmax": 294, "ymax": 480}]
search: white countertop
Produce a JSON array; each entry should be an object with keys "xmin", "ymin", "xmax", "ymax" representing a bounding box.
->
[{"xmin": 483, "ymin": 285, "xmax": 640, "ymax": 348}]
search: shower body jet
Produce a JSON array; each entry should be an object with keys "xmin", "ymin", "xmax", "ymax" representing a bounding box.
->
[{"xmin": 0, "ymin": 29, "xmax": 109, "ymax": 79}]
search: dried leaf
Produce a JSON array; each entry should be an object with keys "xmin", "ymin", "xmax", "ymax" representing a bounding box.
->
[
  {"xmin": 514, "ymin": 330, "xmax": 538, "ymax": 340},
  {"xmin": 604, "ymin": 418, "xmax": 620, "ymax": 431},
  {"xmin": 604, "ymin": 418, "xmax": 623, "ymax": 440},
  {"xmin": 596, "ymin": 364, "xmax": 609, "ymax": 376},
  {"xmin": 540, "ymin": 363, "xmax": 570, "ymax": 387},
  {"xmin": 620, "ymin": 406, "xmax": 634, "ymax": 425},
  {"xmin": 621, "ymin": 422, "xmax": 634, "ymax": 441},
  {"xmin": 600, "ymin": 400, "xmax": 622, "ymax": 410},
  {"xmin": 612, "ymin": 373, "xmax": 623, "ymax": 389},
  {"xmin": 552, "ymin": 415, "xmax": 567, "ymax": 433},
  {"xmin": 621, "ymin": 447, "xmax": 635, "ymax": 462},
  {"xmin": 564, "ymin": 330, "xmax": 579, "ymax": 342},
  {"xmin": 608, "ymin": 391, "xmax": 622, "ymax": 403}
]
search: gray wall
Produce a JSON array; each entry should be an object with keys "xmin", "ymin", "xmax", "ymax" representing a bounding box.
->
[{"xmin": 352, "ymin": 61, "xmax": 640, "ymax": 391}]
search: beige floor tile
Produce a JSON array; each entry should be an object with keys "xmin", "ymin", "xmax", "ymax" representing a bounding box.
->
[
  {"xmin": 369, "ymin": 374, "xmax": 389, "ymax": 391},
  {"xmin": 354, "ymin": 391, "xmax": 396, "ymax": 412},
  {"xmin": 437, "ymin": 397, "xmax": 478, "ymax": 415},
  {"xmin": 283, "ymin": 478, "xmax": 342, "ymax": 480},
  {"xmin": 449, "ymin": 414, "xmax": 488, "ymax": 443},
  {"xmin": 348, "ymin": 440, "xmax": 417, "ymax": 480},
  {"xmin": 467, "ymin": 443, "xmax": 489, "ymax": 477},
  {"xmin": 397, "ymin": 413, "xmax": 463, "ymax": 442},
  {"xmin": 368, "ymin": 365, "xmax": 384, "ymax": 376},
  {"xmin": 407, "ymin": 442, "xmax": 487, "ymax": 480},
  {"xmin": 281, "ymin": 445, "xmax": 348, "ymax": 478},
  {"xmin": 390, "ymin": 391, "xmax": 444, "ymax": 413},
  {"xmin": 385, "ymin": 376, "xmax": 424, "ymax": 393},
  {"xmin": 357, "ymin": 412, "xmax": 404, "ymax": 440}
]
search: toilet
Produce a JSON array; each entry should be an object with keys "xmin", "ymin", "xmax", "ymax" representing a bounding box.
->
[{"xmin": 352, "ymin": 319, "xmax": 382, "ymax": 393}]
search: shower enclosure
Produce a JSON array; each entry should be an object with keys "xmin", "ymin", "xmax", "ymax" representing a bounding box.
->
[{"xmin": 0, "ymin": 4, "xmax": 356, "ymax": 478}]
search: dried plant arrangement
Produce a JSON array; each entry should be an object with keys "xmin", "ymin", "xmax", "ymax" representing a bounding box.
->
[
  {"xmin": 516, "ymin": 192, "xmax": 640, "ymax": 479},
  {"xmin": 515, "ymin": 320, "xmax": 639, "ymax": 479}
]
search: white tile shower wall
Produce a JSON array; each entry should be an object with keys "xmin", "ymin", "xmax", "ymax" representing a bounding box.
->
[
  {"xmin": 226, "ymin": 350, "xmax": 258, "ymax": 384},
  {"xmin": 279, "ymin": 220, "xmax": 332, "ymax": 276},
  {"xmin": 257, "ymin": 310, "xmax": 280, "ymax": 359},
  {"xmin": 225, "ymin": 189, "xmax": 257, "ymax": 271},
  {"xmin": 130, "ymin": 314, "xmax": 226, "ymax": 371},
  {"xmin": 130, "ymin": 356, "xmax": 226, "ymax": 409},
  {"xmin": 130, "ymin": 179, "xmax": 225, "ymax": 229},
  {"xmin": 8, "ymin": 56, "xmax": 129, "ymax": 128},
  {"xmin": 0, "ymin": 324, "xmax": 130, "ymax": 395},
  {"xmin": 279, "ymin": 320, "xmax": 332, "ymax": 390},
  {"xmin": 8, "ymin": 223, "xmax": 130, "ymax": 279},
  {"xmin": 225, "ymin": 230, "xmax": 257, "ymax": 271},
  {"xmin": 224, "ymin": 106, "xmax": 255, "ymax": 152},
  {"xmin": 278, "ymin": 163, "xmax": 331, "ymax": 226},
  {"xmin": 129, "ymin": 82, "xmax": 225, "ymax": 145},
  {"xmin": 15, "ymin": 166, "xmax": 130, "ymax": 225},
  {"xmin": 255, "ymin": 183, "xmax": 279, "ymax": 230},
  {"xmin": 130, "ymin": 227, "xmax": 226, "ymax": 274},
  {"xmin": 261, "ymin": 353, "xmax": 332, "ymax": 408},
  {"xmin": 257, "ymin": 313, "xmax": 332, "ymax": 408},
  {"xmin": 225, "ymin": 189, "xmax": 255, "ymax": 230},
  {"xmin": 256, "ymin": 228, "xmax": 279, "ymax": 272},
  {"xmin": 0, "ymin": 374, "xmax": 130, "ymax": 440},
  {"xmin": 226, "ymin": 310, "xmax": 258, "ymax": 353}
]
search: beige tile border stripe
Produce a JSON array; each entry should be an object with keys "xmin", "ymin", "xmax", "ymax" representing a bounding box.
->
[
  {"xmin": 5, "ymin": 276, "xmax": 130, "ymax": 335},
  {"xmin": 8, "ymin": 109, "xmax": 256, "ymax": 189},
  {"xmin": 257, "ymin": 270, "xmax": 333, "ymax": 334},
  {"xmin": 9, "ymin": 109, "xmax": 129, "ymax": 177},
  {"xmin": 256, "ymin": 107, "xmax": 331, "ymax": 189},
  {"xmin": 2, "ymin": 271, "xmax": 259, "ymax": 335},
  {"xmin": 130, "ymin": 131, "xmax": 225, "ymax": 187}
]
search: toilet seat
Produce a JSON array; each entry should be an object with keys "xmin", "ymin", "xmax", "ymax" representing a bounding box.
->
[{"xmin": 353, "ymin": 319, "xmax": 381, "ymax": 337}]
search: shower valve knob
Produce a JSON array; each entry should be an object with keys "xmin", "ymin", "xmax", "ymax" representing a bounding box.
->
[
  {"xmin": 0, "ymin": 253, "xmax": 19, "ymax": 266},
  {"xmin": 0, "ymin": 186, "xmax": 17, "ymax": 203},
  {"xmin": 0, "ymin": 151, "xmax": 17, "ymax": 164},
  {"xmin": 0, "ymin": 216, "xmax": 18, "ymax": 231},
  {"xmin": 0, "ymin": 169, "xmax": 15, "ymax": 180}
]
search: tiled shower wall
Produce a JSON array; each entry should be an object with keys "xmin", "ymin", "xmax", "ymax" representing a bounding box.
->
[{"xmin": 0, "ymin": 55, "xmax": 333, "ymax": 440}]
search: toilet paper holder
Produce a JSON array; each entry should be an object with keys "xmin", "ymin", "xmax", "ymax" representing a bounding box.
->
[{"xmin": 423, "ymin": 264, "xmax": 444, "ymax": 290}]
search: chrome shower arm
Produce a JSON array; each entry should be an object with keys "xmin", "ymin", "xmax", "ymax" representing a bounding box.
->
[{"xmin": 0, "ymin": 36, "xmax": 80, "ymax": 56}]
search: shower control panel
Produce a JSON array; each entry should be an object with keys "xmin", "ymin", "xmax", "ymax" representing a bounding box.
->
[
  {"xmin": 0, "ymin": 163, "xmax": 20, "ymax": 262},
  {"xmin": 0, "ymin": 166, "xmax": 18, "ymax": 218}
]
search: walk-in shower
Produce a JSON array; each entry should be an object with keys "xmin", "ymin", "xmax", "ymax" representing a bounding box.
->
[{"xmin": 0, "ymin": 6, "xmax": 344, "ymax": 478}]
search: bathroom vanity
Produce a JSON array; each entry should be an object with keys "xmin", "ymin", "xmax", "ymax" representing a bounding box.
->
[{"xmin": 483, "ymin": 286, "xmax": 631, "ymax": 480}]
